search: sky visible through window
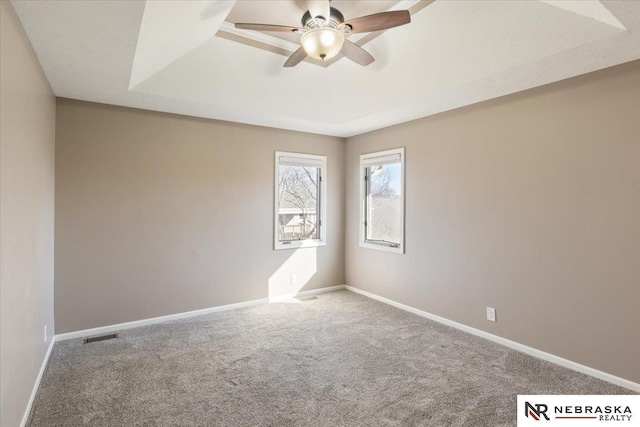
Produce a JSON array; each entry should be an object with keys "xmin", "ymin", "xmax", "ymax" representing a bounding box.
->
[
  {"xmin": 367, "ymin": 162, "xmax": 402, "ymax": 245},
  {"xmin": 278, "ymin": 165, "xmax": 319, "ymax": 241}
]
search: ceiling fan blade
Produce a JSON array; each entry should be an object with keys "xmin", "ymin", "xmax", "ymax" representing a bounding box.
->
[
  {"xmin": 305, "ymin": 0, "xmax": 330, "ymax": 21},
  {"xmin": 284, "ymin": 46, "xmax": 308, "ymax": 68},
  {"xmin": 342, "ymin": 10, "xmax": 411, "ymax": 34},
  {"xmin": 340, "ymin": 40, "xmax": 374, "ymax": 66},
  {"xmin": 235, "ymin": 23, "xmax": 302, "ymax": 32}
]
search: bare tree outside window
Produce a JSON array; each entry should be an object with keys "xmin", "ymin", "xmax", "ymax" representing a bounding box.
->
[
  {"xmin": 360, "ymin": 148, "xmax": 404, "ymax": 253},
  {"xmin": 366, "ymin": 163, "xmax": 402, "ymax": 245},
  {"xmin": 278, "ymin": 165, "xmax": 319, "ymax": 241}
]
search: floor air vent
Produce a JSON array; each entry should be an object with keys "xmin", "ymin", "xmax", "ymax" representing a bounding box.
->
[
  {"xmin": 296, "ymin": 296, "xmax": 319, "ymax": 302},
  {"xmin": 83, "ymin": 333, "xmax": 118, "ymax": 344}
]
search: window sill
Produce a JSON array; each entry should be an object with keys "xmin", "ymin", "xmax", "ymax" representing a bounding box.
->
[
  {"xmin": 359, "ymin": 241, "xmax": 404, "ymax": 254},
  {"xmin": 275, "ymin": 240, "xmax": 326, "ymax": 250}
]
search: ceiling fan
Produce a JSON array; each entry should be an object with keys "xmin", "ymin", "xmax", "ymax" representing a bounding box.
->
[{"xmin": 234, "ymin": 0, "xmax": 411, "ymax": 67}]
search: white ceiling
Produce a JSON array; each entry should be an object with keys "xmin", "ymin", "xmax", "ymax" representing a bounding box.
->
[{"xmin": 10, "ymin": 0, "xmax": 640, "ymax": 138}]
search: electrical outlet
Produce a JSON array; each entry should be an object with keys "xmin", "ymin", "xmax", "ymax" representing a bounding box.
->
[
  {"xmin": 486, "ymin": 307, "xmax": 496, "ymax": 322},
  {"xmin": 44, "ymin": 325, "xmax": 47, "ymax": 343},
  {"xmin": 290, "ymin": 275, "xmax": 297, "ymax": 285}
]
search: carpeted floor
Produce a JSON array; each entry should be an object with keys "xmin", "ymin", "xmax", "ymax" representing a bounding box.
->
[{"xmin": 28, "ymin": 290, "xmax": 631, "ymax": 426}]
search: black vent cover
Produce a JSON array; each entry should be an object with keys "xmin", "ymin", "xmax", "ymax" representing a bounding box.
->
[{"xmin": 83, "ymin": 333, "xmax": 118, "ymax": 344}]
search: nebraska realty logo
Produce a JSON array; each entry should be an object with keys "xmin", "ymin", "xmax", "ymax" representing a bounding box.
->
[{"xmin": 517, "ymin": 395, "xmax": 640, "ymax": 426}]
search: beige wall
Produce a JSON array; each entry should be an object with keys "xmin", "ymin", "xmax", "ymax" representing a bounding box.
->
[
  {"xmin": 0, "ymin": 2, "xmax": 57, "ymax": 426},
  {"xmin": 55, "ymin": 99, "xmax": 345, "ymax": 333},
  {"xmin": 55, "ymin": 62, "xmax": 639, "ymax": 384},
  {"xmin": 346, "ymin": 60, "xmax": 640, "ymax": 384}
]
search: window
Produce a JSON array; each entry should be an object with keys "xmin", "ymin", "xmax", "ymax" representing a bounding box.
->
[
  {"xmin": 275, "ymin": 152, "xmax": 327, "ymax": 250},
  {"xmin": 360, "ymin": 148, "xmax": 405, "ymax": 253}
]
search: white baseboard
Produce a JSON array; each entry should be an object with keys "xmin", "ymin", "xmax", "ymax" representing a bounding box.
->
[
  {"xmin": 344, "ymin": 285, "xmax": 640, "ymax": 393},
  {"xmin": 268, "ymin": 284, "xmax": 346, "ymax": 302},
  {"xmin": 55, "ymin": 297, "xmax": 269, "ymax": 341},
  {"xmin": 56, "ymin": 285, "xmax": 347, "ymax": 342},
  {"xmin": 21, "ymin": 336, "xmax": 56, "ymax": 427}
]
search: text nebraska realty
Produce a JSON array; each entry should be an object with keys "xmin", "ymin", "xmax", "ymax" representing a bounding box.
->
[{"xmin": 526, "ymin": 402, "xmax": 633, "ymax": 421}]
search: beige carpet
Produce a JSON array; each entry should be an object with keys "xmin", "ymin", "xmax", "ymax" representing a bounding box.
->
[{"xmin": 28, "ymin": 290, "xmax": 631, "ymax": 426}]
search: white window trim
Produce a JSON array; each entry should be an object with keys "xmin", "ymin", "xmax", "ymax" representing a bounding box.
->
[
  {"xmin": 274, "ymin": 151, "xmax": 327, "ymax": 250},
  {"xmin": 359, "ymin": 147, "xmax": 405, "ymax": 254}
]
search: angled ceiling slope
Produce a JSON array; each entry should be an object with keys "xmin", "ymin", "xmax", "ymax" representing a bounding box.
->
[{"xmin": 10, "ymin": 0, "xmax": 640, "ymax": 138}]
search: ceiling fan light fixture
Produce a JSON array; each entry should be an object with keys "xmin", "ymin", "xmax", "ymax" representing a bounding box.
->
[
  {"xmin": 235, "ymin": 3, "xmax": 412, "ymax": 68},
  {"xmin": 300, "ymin": 28, "xmax": 345, "ymax": 61}
]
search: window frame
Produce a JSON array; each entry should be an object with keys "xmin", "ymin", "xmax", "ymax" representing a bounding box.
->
[
  {"xmin": 274, "ymin": 151, "xmax": 327, "ymax": 250},
  {"xmin": 359, "ymin": 147, "xmax": 405, "ymax": 254}
]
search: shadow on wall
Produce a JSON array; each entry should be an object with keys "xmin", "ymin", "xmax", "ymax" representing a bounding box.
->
[{"xmin": 268, "ymin": 247, "xmax": 317, "ymax": 301}]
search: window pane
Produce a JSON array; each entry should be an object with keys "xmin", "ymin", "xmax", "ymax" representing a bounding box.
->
[
  {"xmin": 366, "ymin": 162, "xmax": 402, "ymax": 245},
  {"xmin": 278, "ymin": 165, "xmax": 319, "ymax": 241}
]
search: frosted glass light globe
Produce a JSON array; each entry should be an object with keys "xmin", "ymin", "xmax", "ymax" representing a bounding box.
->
[{"xmin": 301, "ymin": 28, "xmax": 345, "ymax": 61}]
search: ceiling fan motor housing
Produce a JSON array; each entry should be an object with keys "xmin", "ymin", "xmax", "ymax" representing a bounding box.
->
[{"xmin": 302, "ymin": 7, "xmax": 345, "ymax": 30}]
